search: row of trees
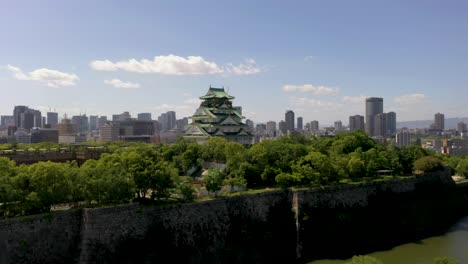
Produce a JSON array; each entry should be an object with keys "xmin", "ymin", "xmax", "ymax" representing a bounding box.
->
[
  {"xmin": 0, "ymin": 131, "xmax": 450, "ymax": 217},
  {"xmin": 0, "ymin": 144, "xmax": 197, "ymax": 217}
]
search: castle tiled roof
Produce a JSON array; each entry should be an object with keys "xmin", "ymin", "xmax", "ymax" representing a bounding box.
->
[{"xmin": 199, "ymin": 87, "xmax": 234, "ymax": 99}]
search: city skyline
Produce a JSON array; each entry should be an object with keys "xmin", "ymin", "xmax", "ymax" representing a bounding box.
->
[{"xmin": 1, "ymin": 1, "xmax": 468, "ymax": 123}]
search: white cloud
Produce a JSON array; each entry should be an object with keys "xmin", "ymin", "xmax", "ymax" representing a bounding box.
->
[
  {"xmin": 7, "ymin": 65, "xmax": 79, "ymax": 88},
  {"xmin": 290, "ymin": 96, "xmax": 340, "ymax": 107},
  {"xmin": 90, "ymin": 54, "xmax": 223, "ymax": 75},
  {"xmin": 304, "ymin": 55, "xmax": 315, "ymax": 61},
  {"xmin": 342, "ymin": 95, "xmax": 367, "ymax": 104},
  {"xmin": 283, "ymin": 84, "xmax": 338, "ymax": 95},
  {"xmin": 388, "ymin": 93, "xmax": 432, "ymax": 121},
  {"xmin": 226, "ymin": 58, "xmax": 262, "ymax": 75},
  {"xmin": 104, "ymin": 79, "xmax": 140, "ymax": 89},
  {"xmin": 393, "ymin": 93, "xmax": 427, "ymax": 105},
  {"xmin": 90, "ymin": 55, "xmax": 263, "ymax": 76}
]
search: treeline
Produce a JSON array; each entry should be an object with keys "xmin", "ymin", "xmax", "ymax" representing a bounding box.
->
[{"xmin": 0, "ymin": 131, "xmax": 459, "ymax": 218}]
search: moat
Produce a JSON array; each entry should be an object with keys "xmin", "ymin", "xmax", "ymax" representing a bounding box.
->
[{"xmin": 311, "ymin": 216, "xmax": 468, "ymax": 264}]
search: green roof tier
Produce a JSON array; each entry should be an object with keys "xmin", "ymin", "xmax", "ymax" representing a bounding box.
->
[{"xmin": 199, "ymin": 87, "xmax": 235, "ymax": 99}]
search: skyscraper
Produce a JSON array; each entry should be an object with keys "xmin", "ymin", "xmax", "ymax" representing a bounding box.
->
[
  {"xmin": 98, "ymin": 116, "xmax": 108, "ymax": 130},
  {"xmin": 349, "ymin": 115, "xmax": 365, "ymax": 131},
  {"xmin": 396, "ymin": 130, "xmax": 411, "ymax": 147},
  {"xmin": 20, "ymin": 110, "xmax": 35, "ymax": 130},
  {"xmin": 285, "ymin": 110, "xmax": 295, "ymax": 132},
  {"xmin": 47, "ymin": 112, "xmax": 58, "ymax": 128},
  {"xmin": 158, "ymin": 111, "xmax": 177, "ymax": 131},
  {"xmin": 386, "ymin": 111, "xmax": 396, "ymax": 136},
  {"xmin": 137, "ymin": 113, "xmax": 152, "ymax": 121},
  {"xmin": 71, "ymin": 115, "xmax": 89, "ymax": 133},
  {"xmin": 1, "ymin": 115, "xmax": 14, "ymax": 128},
  {"xmin": 334, "ymin": 120, "xmax": 343, "ymax": 133},
  {"xmin": 434, "ymin": 113, "xmax": 445, "ymax": 131},
  {"xmin": 365, "ymin": 97, "xmax": 383, "ymax": 136},
  {"xmin": 457, "ymin": 122, "xmax": 467, "ymax": 134},
  {"xmin": 297, "ymin": 117, "xmax": 303, "ymax": 131},
  {"xmin": 167, "ymin": 111, "xmax": 176, "ymax": 130},
  {"xmin": 266, "ymin": 121, "xmax": 276, "ymax": 132},
  {"xmin": 89, "ymin": 115, "xmax": 98, "ymax": 131},
  {"xmin": 310, "ymin": 120, "xmax": 319, "ymax": 131},
  {"xmin": 278, "ymin": 120, "xmax": 287, "ymax": 135},
  {"xmin": 13, "ymin": 105, "xmax": 28, "ymax": 128},
  {"xmin": 374, "ymin": 113, "xmax": 387, "ymax": 137}
]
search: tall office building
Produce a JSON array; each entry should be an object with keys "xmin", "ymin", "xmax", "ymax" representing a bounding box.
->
[
  {"xmin": 245, "ymin": 119, "xmax": 254, "ymax": 132},
  {"xmin": 71, "ymin": 115, "xmax": 89, "ymax": 133},
  {"xmin": 297, "ymin": 117, "xmax": 303, "ymax": 131},
  {"xmin": 278, "ymin": 120, "xmax": 287, "ymax": 135},
  {"xmin": 457, "ymin": 122, "xmax": 467, "ymax": 134},
  {"xmin": 57, "ymin": 116, "xmax": 77, "ymax": 136},
  {"xmin": 33, "ymin": 110, "xmax": 42, "ymax": 128},
  {"xmin": 266, "ymin": 121, "xmax": 277, "ymax": 132},
  {"xmin": 285, "ymin": 110, "xmax": 295, "ymax": 132},
  {"xmin": 20, "ymin": 110, "xmax": 35, "ymax": 130},
  {"xmin": 89, "ymin": 115, "xmax": 98, "ymax": 131},
  {"xmin": 386, "ymin": 111, "xmax": 397, "ymax": 136},
  {"xmin": 434, "ymin": 113, "xmax": 445, "ymax": 131},
  {"xmin": 396, "ymin": 130, "xmax": 411, "ymax": 147},
  {"xmin": 46, "ymin": 112, "xmax": 58, "ymax": 128},
  {"xmin": 176, "ymin": 117, "xmax": 189, "ymax": 130},
  {"xmin": 98, "ymin": 116, "xmax": 108, "ymax": 130},
  {"xmin": 334, "ymin": 120, "xmax": 343, "ymax": 133},
  {"xmin": 112, "ymin": 111, "xmax": 131, "ymax": 121},
  {"xmin": 158, "ymin": 111, "xmax": 177, "ymax": 131},
  {"xmin": 1, "ymin": 115, "xmax": 14, "ymax": 127},
  {"xmin": 256, "ymin": 123, "xmax": 266, "ymax": 133},
  {"xmin": 374, "ymin": 113, "xmax": 387, "ymax": 137},
  {"xmin": 349, "ymin": 115, "xmax": 365, "ymax": 132},
  {"xmin": 167, "ymin": 111, "xmax": 176, "ymax": 130},
  {"xmin": 13, "ymin": 105, "xmax": 28, "ymax": 128},
  {"xmin": 310, "ymin": 120, "xmax": 319, "ymax": 131},
  {"xmin": 365, "ymin": 97, "xmax": 383, "ymax": 136},
  {"xmin": 100, "ymin": 123, "xmax": 120, "ymax": 142},
  {"xmin": 137, "ymin": 113, "xmax": 152, "ymax": 121}
]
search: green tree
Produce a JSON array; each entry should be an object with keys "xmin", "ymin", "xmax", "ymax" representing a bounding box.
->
[
  {"xmin": 179, "ymin": 142, "xmax": 203, "ymax": 175},
  {"xmin": 291, "ymin": 151, "xmax": 339, "ymax": 186},
  {"xmin": 0, "ymin": 157, "xmax": 19, "ymax": 204},
  {"xmin": 275, "ymin": 172, "xmax": 302, "ymax": 188},
  {"xmin": 175, "ymin": 177, "xmax": 196, "ymax": 201},
  {"xmin": 200, "ymin": 137, "xmax": 228, "ymax": 162},
  {"xmin": 399, "ymin": 145, "xmax": 428, "ymax": 175},
  {"xmin": 455, "ymin": 158, "xmax": 468, "ymax": 177},
  {"xmin": 147, "ymin": 160, "xmax": 178, "ymax": 200},
  {"xmin": 332, "ymin": 131, "xmax": 376, "ymax": 155},
  {"xmin": 413, "ymin": 156, "xmax": 444, "ymax": 173},
  {"xmin": 223, "ymin": 176, "xmax": 247, "ymax": 192},
  {"xmin": 203, "ymin": 169, "xmax": 224, "ymax": 195},
  {"xmin": 347, "ymin": 156, "xmax": 366, "ymax": 179},
  {"xmin": 225, "ymin": 141, "xmax": 247, "ymax": 178}
]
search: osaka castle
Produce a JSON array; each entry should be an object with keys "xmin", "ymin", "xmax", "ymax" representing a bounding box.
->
[{"xmin": 184, "ymin": 86, "xmax": 253, "ymax": 145}]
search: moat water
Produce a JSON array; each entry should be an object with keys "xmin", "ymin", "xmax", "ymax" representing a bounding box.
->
[{"xmin": 310, "ymin": 216, "xmax": 468, "ymax": 264}]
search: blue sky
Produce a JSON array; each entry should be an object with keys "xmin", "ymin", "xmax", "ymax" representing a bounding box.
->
[{"xmin": 1, "ymin": 0, "xmax": 468, "ymax": 125}]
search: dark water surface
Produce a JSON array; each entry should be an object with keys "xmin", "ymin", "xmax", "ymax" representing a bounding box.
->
[{"xmin": 310, "ymin": 216, "xmax": 468, "ymax": 264}]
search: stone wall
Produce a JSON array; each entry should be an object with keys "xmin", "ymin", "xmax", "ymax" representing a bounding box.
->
[
  {"xmin": 0, "ymin": 171, "xmax": 463, "ymax": 264},
  {"xmin": 0, "ymin": 209, "xmax": 82, "ymax": 264}
]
